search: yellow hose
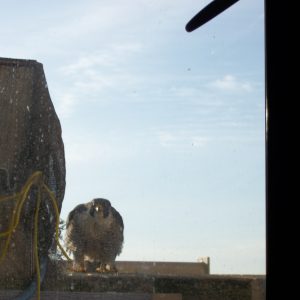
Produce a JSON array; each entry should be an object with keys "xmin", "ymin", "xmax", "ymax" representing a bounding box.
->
[
  {"xmin": 34, "ymin": 185, "xmax": 42, "ymax": 299},
  {"xmin": 0, "ymin": 171, "xmax": 71, "ymax": 299}
]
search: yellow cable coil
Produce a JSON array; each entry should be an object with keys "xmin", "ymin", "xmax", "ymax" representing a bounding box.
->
[{"xmin": 0, "ymin": 171, "xmax": 71, "ymax": 299}]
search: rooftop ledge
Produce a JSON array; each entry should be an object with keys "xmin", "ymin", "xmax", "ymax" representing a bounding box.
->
[{"xmin": 0, "ymin": 260, "xmax": 266, "ymax": 300}]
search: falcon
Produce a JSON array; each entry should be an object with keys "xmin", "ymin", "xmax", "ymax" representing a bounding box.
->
[{"xmin": 65, "ymin": 198, "xmax": 124, "ymax": 273}]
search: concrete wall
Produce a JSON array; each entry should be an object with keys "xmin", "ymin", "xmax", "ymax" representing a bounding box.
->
[{"xmin": 115, "ymin": 260, "xmax": 209, "ymax": 276}]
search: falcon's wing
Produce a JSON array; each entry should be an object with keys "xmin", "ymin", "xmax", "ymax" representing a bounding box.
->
[
  {"xmin": 111, "ymin": 207, "xmax": 124, "ymax": 230},
  {"xmin": 66, "ymin": 203, "xmax": 88, "ymax": 228}
]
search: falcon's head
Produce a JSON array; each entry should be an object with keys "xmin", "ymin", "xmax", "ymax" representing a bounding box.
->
[{"xmin": 89, "ymin": 198, "xmax": 111, "ymax": 219}]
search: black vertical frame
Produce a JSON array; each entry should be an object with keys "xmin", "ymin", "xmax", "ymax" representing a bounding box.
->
[{"xmin": 266, "ymin": 0, "xmax": 290, "ymax": 298}]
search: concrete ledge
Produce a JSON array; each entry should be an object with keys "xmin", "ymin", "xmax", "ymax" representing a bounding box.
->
[{"xmin": 0, "ymin": 260, "xmax": 265, "ymax": 300}]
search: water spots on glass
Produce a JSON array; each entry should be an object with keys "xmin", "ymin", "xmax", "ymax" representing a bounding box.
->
[{"xmin": 40, "ymin": 133, "xmax": 45, "ymax": 144}]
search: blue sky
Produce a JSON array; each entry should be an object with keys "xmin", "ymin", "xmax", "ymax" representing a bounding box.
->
[{"xmin": 0, "ymin": 0, "xmax": 265, "ymax": 274}]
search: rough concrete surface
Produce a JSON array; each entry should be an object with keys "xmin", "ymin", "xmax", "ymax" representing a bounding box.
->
[{"xmin": 0, "ymin": 57, "xmax": 65, "ymax": 285}]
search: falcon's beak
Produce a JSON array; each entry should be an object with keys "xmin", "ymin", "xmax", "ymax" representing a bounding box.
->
[{"xmin": 90, "ymin": 205, "xmax": 99, "ymax": 217}]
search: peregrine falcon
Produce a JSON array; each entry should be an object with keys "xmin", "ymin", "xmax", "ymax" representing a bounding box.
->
[{"xmin": 65, "ymin": 198, "xmax": 124, "ymax": 273}]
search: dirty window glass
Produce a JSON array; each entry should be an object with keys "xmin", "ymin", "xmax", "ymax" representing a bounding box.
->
[{"xmin": 0, "ymin": 0, "xmax": 265, "ymax": 299}]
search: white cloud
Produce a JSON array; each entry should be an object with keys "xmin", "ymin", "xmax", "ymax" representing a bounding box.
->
[
  {"xmin": 54, "ymin": 42, "xmax": 144, "ymax": 118},
  {"xmin": 45, "ymin": 3, "xmax": 133, "ymax": 42},
  {"xmin": 157, "ymin": 131, "xmax": 210, "ymax": 149},
  {"xmin": 66, "ymin": 140, "xmax": 113, "ymax": 165},
  {"xmin": 158, "ymin": 131, "xmax": 179, "ymax": 147},
  {"xmin": 191, "ymin": 136, "xmax": 210, "ymax": 147},
  {"xmin": 60, "ymin": 56, "xmax": 114, "ymax": 75},
  {"xmin": 210, "ymin": 75, "xmax": 252, "ymax": 92},
  {"xmin": 60, "ymin": 42, "xmax": 143, "ymax": 75},
  {"xmin": 56, "ymin": 93, "xmax": 78, "ymax": 119},
  {"xmin": 169, "ymin": 86, "xmax": 200, "ymax": 98},
  {"xmin": 64, "ymin": 132, "xmax": 140, "ymax": 167}
]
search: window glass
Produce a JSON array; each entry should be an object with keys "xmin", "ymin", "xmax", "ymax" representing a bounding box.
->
[{"xmin": 0, "ymin": 0, "xmax": 265, "ymax": 297}]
